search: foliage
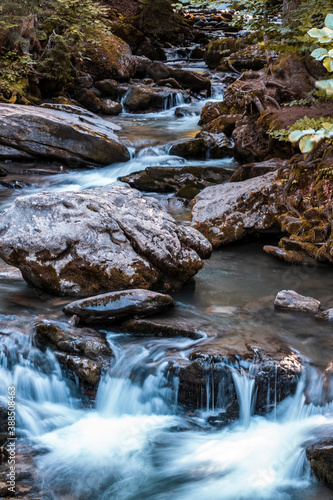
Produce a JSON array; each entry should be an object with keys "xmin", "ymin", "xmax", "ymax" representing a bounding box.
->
[
  {"xmin": 229, "ymin": 0, "xmax": 333, "ymax": 53},
  {"xmin": 0, "ymin": 0, "xmax": 113, "ymax": 98},
  {"xmin": 285, "ymin": 14, "xmax": 333, "ymax": 153}
]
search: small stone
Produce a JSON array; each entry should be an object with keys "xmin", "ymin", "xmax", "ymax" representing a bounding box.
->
[
  {"xmin": 274, "ymin": 290, "xmax": 320, "ymax": 313},
  {"xmin": 63, "ymin": 289, "xmax": 176, "ymax": 325},
  {"xmin": 315, "ymin": 308, "xmax": 333, "ymax": 322}
]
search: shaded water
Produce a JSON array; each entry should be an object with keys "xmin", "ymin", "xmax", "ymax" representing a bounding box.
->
[{"xmin": 0, "ymin": 56, "xmax": 332, "ymax": 500}]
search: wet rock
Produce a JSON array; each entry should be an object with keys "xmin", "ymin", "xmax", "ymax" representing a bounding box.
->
[
  {"xmin": 0, "ymin": 104, "xmax": 129, "ymax": 166},
  {"xmin": 190, "ymin": 46, "xmax": 206, "ymax": 59},
  {"xmin": 169, "ymin": 138, "xmax": 207, "ymax": 159},
  {"xmin": 35, "ymin": 321, "xmax": 113, "ymax": 387},
  {"xmin": 201, "ymin": 114, "xmax": 241, "ymax": 137},
  {"xmin": 119, "ymin": 165, "xmax": 231, "ymax": 194},
  {"xmin": 174, "ymin": 333, "xmax": 302, "ymax": 414},
  {"xmin": 306, "ymin": 440, "xmax": 333, "ymax": 490},
  {"xmin": 229, "ymin": 159, "xmax": 286, "ymax": 182},
  {"xmin": 133, "ymin": 55, "xmax": 152, "ymax": 78},
  {"xmin": 84, "ymin": 34, "xmax": 136, "ymax": 81},
  {"xmin": 274, "ymin": 290, "xmax": 320, "ymax": 313},
  {"xmin": 76, "ymin": 74, "xmax": 94, "ymax": 90},
  {"xmin": 63, "ymin": 289, "xmax": 175, "ymax": 325},
  {"xmin": 122, "ymin": 84, "xmax": 187, "ymax": 112},
  {"xmin": 196, "ymin": 131, "xmax": 233, "ymax": 158},
  {"xmin": 0, "ymin": 144, "xmax": 35, "ymax": 161},
  {"xmin": 191, "ymin": 171, "xmax": 284, "ymax": 247},
  {"xmin": 147, "ymin": 62, "xmax": 211, "ymax": 94},
  {"xmin": 100, "ymin": 99, "xmax": 123, "ymax": 115},
  {"xmin": 158, "ymin": 78, "xmax": 183, "ymax": 89},
  {"xmin": 95, "ymin": 79, "xmax": 119, "ymax": 99},
  {"xmin": 199, "ymin": 101, "xmax": 229, "ymax": 126},
  {"xmin": 217, "ymin": 46, "xmax": 267, "ymax": 73},
  {"xmin": 123, "ymin": 315, "xmax": 206, "ymax": 339},
  {"xmin": 263, "ymin": 245, "xmax": 317, "ymax": 266},
  {"xmin": 174, "ymin": 106, "xmax": 193, "ymax": 117},
  {"xmin": 77, "ymin": 89, "xmax": 102, "ymax": 113},
  {"xmin": 0, "ymin": 185, "xmax": 211, "ymax": 297},
  {"xmin": 315, "ymin": 308, "xmax": 333, "ymax": 322},
  {"xmin": 204, "ymin": 38, "xmax": 245, "ymax": 69},
  {"xmin": 0, "ymin": 167, "xmax": 7, "ymax": 177}
]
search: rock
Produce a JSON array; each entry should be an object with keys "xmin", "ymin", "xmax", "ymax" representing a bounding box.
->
[
  {"xmin": 315, "ymin": 308, "xmax": 333, "ymax": 322},
  {"xmin": 123, "ymin": 316, "xmax": 206, "ymax": 339},
  {"xmin": 95, "ymin": 79, "xmax": 119, "ymax": 99},
  {"xmin": 201, "ymin": 114, "xmax": 241, "ymax": 137},
  {"xmin": 196, "ymin": 131, "xmax": 233, "ymax": 158},
  {"xmin": 0, "ymin": 104, "xmax": 129, "ymax": 166},
  {"xmin": 0, "ymin": 167, "xmax": 7, "ymax": 177},
  {"xmin": 229, "ymin": 159, "xmax": 287, "ymax": 182},
  {"xmin": 199, "ymin": 101, "xmax": 229, "ymax": 126},
  {"xmin": 0, "ymin": 185, "xmax": 211, "ymax": 297},
  {"xmin": 63, "ymin": 289, "xmax": 175, "ymax": 325},
  {"xmin": 132, "ymin": 55, "xmax": 152, "ymax": 78},
  {"xmin": 190, "ymin": 46, "xmax": 206, "ymax": 59},
  {"xmin": 274, "ymin": 290, "xmax": 321, "ymax": 313},
  {"xmin": 100, "ymin": 99, "xmax": 123, "ymax": 115},
  {"xmin": 77, "ymin": 89, "xmax": 102, "ymax": 113},
  {"xmin": 35, "ymin": 321, "xmax": 113, "ymax": 387},
  {"xmin": 158, "ymin": 78, "xmax": 183, "ymax": 89},
  {"xmin": 172, "ymin": 329, "xmax": 302, "ymax": 414},
  {"xmin": 0, "ymin": 144, "xmax": 35, "ymax": 161},
  {"xmin": 263, "ymin": 245, "xmax": 317, "ymax": 266},
  {"xmin": 217, "ymin": 46, "xmax": 267, "ymax": 73},
  {"xmin": 191, "ymin": 171, "xmax": 284, "ymax": 247},
  {"xmin": 84, "ymin": 34, "xmax": 136, "ymax": 81},
  {"xmin": 306, "ymin": 440, "xmax": 333, "ymax": 490},
  {"xmin": 204, "ymin": 38, "xmax": 245, "ymax": 69},
  {"xmin": 76, "ymin": 74, "xmax": 94, "ymax": 90},
  {"xmin": 119, "ymin": 165, "xmax": 231, "ymax": 194},
  {"xmin": 169, "ymin": 138, "xmax": 207, "ymax": 159},
  {"xmin": 122, "ymin": 84, "xmax": 187, "ymax": 112},
  {"xmin": 147, "ymin": 62, "xmax": 211, "ymax": 94},
  {"xmin": 174, "ymin": 106, "xmax": 193, "ymax": 117}
]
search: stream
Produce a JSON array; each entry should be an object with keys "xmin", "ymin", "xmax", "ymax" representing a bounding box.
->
[{"xmin": 0, "ymin": 32, "xmax": 332, "ymax": 500}]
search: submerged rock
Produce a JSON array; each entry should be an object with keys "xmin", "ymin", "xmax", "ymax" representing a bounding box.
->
[
  {"xmin": 274, "ymin": 290, "xmax": 321, "ymax": 313},
  {"xmin": 0, "ymin": 185, "xmax": 211, "ymax": 297},
  {"xmin": 0, "ymin": 104, "xmax": 129, "ymax": 166},
  {"xmin": 63, "ymin": 289, "xmax": 175, "ymax": 325},
  {"xmin": 306, "ymin": 440, "xmax": 333, "ymax": 490},
  {"xmin": 191, "ymin": 171, "xmax": 284, "ymax": 247},
  {"xmin": 35, "ymin": 321, "xmax": 113, "ymax": 387}
]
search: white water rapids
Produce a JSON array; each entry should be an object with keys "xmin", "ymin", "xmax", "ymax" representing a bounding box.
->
[
  {"xmin": 0, "ymin": 64, "xmax": 332, "ymax": 499},
  {"xmin": 0, "ymin": 326, "xmax": 332, "ymax": 500}
]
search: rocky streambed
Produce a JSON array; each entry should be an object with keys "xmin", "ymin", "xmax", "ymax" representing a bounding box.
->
[{"xmin": 0, "ymin": 3, "xmax": 332, "ymax": 499}]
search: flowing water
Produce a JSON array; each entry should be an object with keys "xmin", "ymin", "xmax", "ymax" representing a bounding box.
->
[{"xmin": 0, "ymin": 46, "xmax": 332, "ymax": 500}]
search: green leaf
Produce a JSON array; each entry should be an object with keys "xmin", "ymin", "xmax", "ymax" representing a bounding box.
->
[
  {"xmin": 289, "ymin": 129, "xmax": 315, "ymax": 142},
  {"xmin": 323, "ymin": 57, "xmax": 333, "ymax": 72},
  {"xmin": 299, "ymin": 135, "xmax": 315, "ymax": 153},
  {"xmin": 308, "ymin": 28, "xmax": 326, "ymax": 39},
  {"xmin": 311, "ymin": 48, "xmax": 328, "ymax": 60},
  {"xmin": 325, "ymin": 14, "xmax": 333, "ymax": 30}
]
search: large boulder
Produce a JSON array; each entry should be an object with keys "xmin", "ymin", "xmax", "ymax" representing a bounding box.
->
[
  {"xmin": 0, "ymin": 104, "xmax": 129, "ymax": 166},
  {"xmin": 63, "ymin": 289, "xmax": 175, "ymax": 325},
  {"xmin": 84, "ymin": 34, "xmax": 136, "ymax": 81},
  {"xmin": 191, "ymin": 171, "xmax": 284, "ymax": 247},
  {"xmin": 0, "ymin": 185, "xmax": 212, "ymax": 297}
]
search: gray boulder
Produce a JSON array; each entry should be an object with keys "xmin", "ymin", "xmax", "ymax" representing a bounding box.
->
[
  {"xmin": 0, "ymin": 104, "xmax": 129, "ymax": 166},
  {"xmin": 191, "ymin": 171, "xmax": 284, "ymax": 247},
  {"xmin": 274, "ymin": 290, "xmax": 321, "ymax": 313},
  {"xmin": 0, "ymin": 185, "xmax": 211, "ymax": 297},
  {"xmin": 63, "ymin": 289, "xmax": 175, "ymax": 325}
]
